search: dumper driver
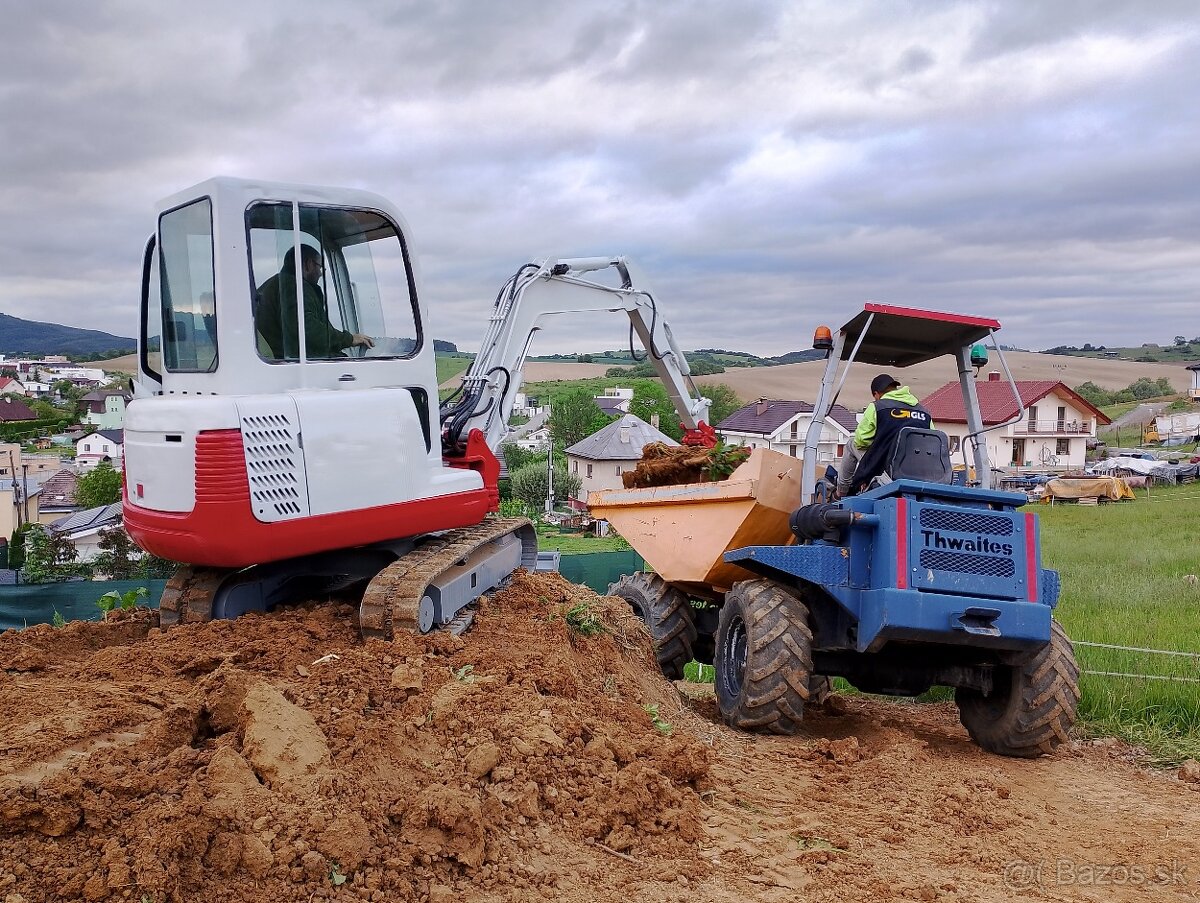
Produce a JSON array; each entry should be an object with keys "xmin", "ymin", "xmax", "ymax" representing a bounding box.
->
[{"xmin": 834, "ymin": 374, "xmax": 933, "ymax": 498}]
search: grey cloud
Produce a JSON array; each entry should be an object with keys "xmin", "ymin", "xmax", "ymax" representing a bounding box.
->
[{"xmin": 1, "ymin": 0, "xmax": 1198, "ymax": 356}]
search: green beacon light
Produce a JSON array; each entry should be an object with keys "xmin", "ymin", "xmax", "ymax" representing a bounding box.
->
[{"xmin": 970, "ymin": 343, "xmax": 989, "ymax": 370}]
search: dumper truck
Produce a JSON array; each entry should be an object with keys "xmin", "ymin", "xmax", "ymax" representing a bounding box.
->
[{"xmin": 591, "ymin": 304, "xmax": 1080, "ymax": 757}]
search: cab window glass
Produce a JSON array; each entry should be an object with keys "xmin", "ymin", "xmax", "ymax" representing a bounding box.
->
[
  {"xmin": 247, "ymin": 202, "xmax": 420, "ymax": 362},
  {"xmin": 158, "ymin": 198, "xmax": 217, "ymax": 372}
]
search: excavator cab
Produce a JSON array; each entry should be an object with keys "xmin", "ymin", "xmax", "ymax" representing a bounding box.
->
[{"xmin": 139, "ymin": 180, "xmax": 427, "ymax": 397}]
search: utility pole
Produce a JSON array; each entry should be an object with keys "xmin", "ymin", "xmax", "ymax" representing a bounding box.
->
[
  {"xmin": 6, "ymin": 449, "xmax": 22, "ymax": 529},
  {"xmin": 545, "ymin": 439, "xmax": 554, "ymax": 517}
]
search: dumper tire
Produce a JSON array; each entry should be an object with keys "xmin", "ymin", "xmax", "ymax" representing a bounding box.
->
[
  {"xmin": 607, "ymin": 572, "xmax": 697, "ymax": 680},
  {"xmin": 955, "ymin": 620, "xmax": 1081, "ymax": 757},
  {"xmin": 808, "ymin": 675, "xmax": 834, "ymax": 707},
  {"xmin": 714, "ymin": 579, "xmax": 814, "ymax": 735}
]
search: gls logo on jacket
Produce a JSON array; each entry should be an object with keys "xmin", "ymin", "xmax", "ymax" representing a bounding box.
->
[{"xmin": 888, "ymin": 408, "xmax": 929, "ymax": 422}]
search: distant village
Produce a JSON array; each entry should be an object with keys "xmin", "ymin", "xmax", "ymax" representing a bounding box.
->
[
  {"xmin": 2, "ymin": 344, "xmax": 1199, "ymax": 576},
  {"xmin": 0, "ymin": 354, "xmax": 128, "ymax": 578}
]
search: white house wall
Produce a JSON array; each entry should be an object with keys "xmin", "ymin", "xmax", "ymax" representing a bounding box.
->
[
  {"xmin": 567, "ymin": 454, "xmax": 629, "ymax": 505},
  {"xmin": 721, "ymin": 414, "xmax": 848, "ymax": 463},
  {"xmin": 937, "ymin": 391, "xmax": 1096, "ymax": 471}
]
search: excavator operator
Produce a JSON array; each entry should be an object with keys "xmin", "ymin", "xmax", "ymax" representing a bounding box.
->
[
  {"xmin": 834, "ymin": 373, "xmax": 933, "ymax": 498},
  {"xmin": 255, "ymin": 244, "xmax": 375, "ymax": 360}
]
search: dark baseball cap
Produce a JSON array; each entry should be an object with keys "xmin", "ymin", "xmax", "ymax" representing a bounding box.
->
[{"xmin": 870, "ymin": 373, "xmax": 900, "ymax": 394}]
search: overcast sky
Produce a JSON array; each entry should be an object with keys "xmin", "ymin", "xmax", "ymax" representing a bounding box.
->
[{"xmin": 2, "ymin": 1, "xmax": 1198, "ymax": 356}]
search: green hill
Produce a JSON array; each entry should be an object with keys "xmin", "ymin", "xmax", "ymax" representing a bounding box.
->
[{"xmin": 0, "ymin": 313, "xmax": 135, "ymax": 357}]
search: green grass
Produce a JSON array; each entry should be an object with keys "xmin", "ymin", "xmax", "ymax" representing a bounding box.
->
[
  {"xmin": 1038, "ymin": 482, "xmax": 1200, "ymax": 763},
  {"xmin": 435, "ymin": 352, "xmax": 474, "ymax": 386},
  {"xmin": 535, "ymin": 522, "xmax": 631, "ymax": 553}
]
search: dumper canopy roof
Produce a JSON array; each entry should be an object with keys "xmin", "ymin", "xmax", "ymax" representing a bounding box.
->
[{"xmin": 839, "ymin": 303, "xmax": 1000, "ymax": 367}]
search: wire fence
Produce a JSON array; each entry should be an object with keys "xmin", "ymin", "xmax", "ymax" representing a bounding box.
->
[{"xmin": 1073, "ymin": 639, "xmax": 1200, "ymax": 685}]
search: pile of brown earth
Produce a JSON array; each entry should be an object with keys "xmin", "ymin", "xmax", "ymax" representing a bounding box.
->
[
  {"xmin": 0, "ymin": 572, "xmax": 710, "ymax": 903},
  {"xmin": 4, "ymin": 569, "xmax": 1200, "ymax": 903}
]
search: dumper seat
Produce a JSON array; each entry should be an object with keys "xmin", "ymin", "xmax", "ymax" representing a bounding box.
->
[{"xmin": 887, "ymin": 427, "xmax": 952, "ymax": 484}]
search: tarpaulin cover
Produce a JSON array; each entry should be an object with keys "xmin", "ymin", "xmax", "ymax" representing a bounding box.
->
[{"xmin": 1045, "ymin": 477, "xmax": 1135, "ymax": 501}]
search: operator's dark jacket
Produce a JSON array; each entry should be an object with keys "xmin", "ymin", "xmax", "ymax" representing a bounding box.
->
[
  {"xmin": 255, "ymin": 269, "xmax": 354, "ymax": 360},
  {"xmin": 851, "ymin": 397, "xmax": 933, "ymax": 492}
]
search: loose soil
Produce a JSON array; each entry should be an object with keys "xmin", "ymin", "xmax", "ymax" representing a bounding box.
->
[
  {"xmin": 621, "ymin": 443, "xmax": 716, "ymax": 489},
  {"xmin": 2, "ymin": 572, "xmax": 1198, "ymax": 902}
]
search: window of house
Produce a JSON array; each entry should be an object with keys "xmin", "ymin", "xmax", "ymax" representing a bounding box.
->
[
  {"xmin": 789, "ymin": 444, "xmax": 797, "ymax": 457},
  {"xmin": 572, "ymin": 461, "xmax": 577, "ymax": 473},
  {"xmin": 948, "ymin": 436, "xmax": 961, "ymax": 453},
  {"xmin": 616, "ymin": 466, "xmax": 622, "ymax": 475},
  {"xmin": 247, "ymin": 203, "xmax": 421, "ymax": 362},
  {"xmin": 586, "ymin": 463, "xmax": 593, "ymax": 478},
  {"xmin": 1056, "ymin": 438, "xmax": 1070, "ymax": 456}
]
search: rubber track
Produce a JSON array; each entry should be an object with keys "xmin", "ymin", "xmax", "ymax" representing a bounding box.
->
[
  {"xmin": 718, "ymin": 579, "xmax": 814, "ymax": 735},
  {"xmin": 359, "ymin": 517, "xmax": 535, "ymax": 640},
  {"xmin": 158, "ymin": 566, "xmax": 228, "ymax": 627},
  {"xmin": 957, "ymin": 620, "xmax": 1081, "ymax": 757},
  {"xmin": 607, "ymin": 572, "xmax": 697, "ymax": 679}
]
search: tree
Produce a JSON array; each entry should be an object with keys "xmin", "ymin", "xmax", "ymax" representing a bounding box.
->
[
  {"xmin": 75, "ymin": 461, "xmax": 123, "ymax": 508},
  {"xmin": 629, "ymin": 382, "xmax": 683, "ymax": 441},
  {"xmin": 22, "ymin": 524, "xmax": 80, "ymax": 583},
  {"xmin": 28, "ymin": 399, "xmax": 62, "ymax": 421},
  {"xmin": 549, "ymin": 389, "xmax": 613, "ymax": 447},
  {"xmin": 92, "ymin": 527, "xmax": 141, "ymax": 580},
  {"xmin": 700, "ymin": 383, "xmax": 743, "ymax": 427},
  {"xmin": 501, "ymin": 443, "xmax": 539, "ymax": 473},
  {"xmin": 510, "ymin": 461, "xmax": 582, "ymax": 511}
]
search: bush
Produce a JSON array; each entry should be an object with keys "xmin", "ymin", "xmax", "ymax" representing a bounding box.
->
[{"xmin": 510, "ymin": 462, "xmax": 581, "ymax": 510}]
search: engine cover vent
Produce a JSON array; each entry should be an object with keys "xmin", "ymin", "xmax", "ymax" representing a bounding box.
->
[{"xmin": 237, "ymin": 399, "xmax": 310, "ymax": 522}]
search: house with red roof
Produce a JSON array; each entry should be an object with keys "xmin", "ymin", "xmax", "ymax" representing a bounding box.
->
[
  {"xmin": 717, "ymin": 398, "xmax": 859, "ymax": 465},
  {"xmin": 922, "ymin": 373, "xmax": 1110, "ymax": 470},
  {"xmin": 0, "ymin": 376, "xmax": 27, "ymax": 396}
]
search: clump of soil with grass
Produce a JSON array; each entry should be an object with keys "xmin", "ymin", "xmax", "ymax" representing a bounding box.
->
[
  {"xmin": 0, "ymin": 572, "xmax": 711, "ymax": 903},
  {"xmin": 621, "ymin": 442, "xmax": 750, "ymax": 489}
]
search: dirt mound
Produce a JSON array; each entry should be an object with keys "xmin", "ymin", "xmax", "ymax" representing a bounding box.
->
[
  {"xmin": 4, "ymin": 570, "xmax": 1200, "ymax": 903},
  {"xmin": 0, "ymin": 572, "xmax": 711, "ymax": 903}
]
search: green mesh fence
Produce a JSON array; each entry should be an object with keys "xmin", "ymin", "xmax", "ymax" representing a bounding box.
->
[
  {"xmin": 0, "ymin": 580, "xmax": 166, "ymax": 631},
  {"xmin": 556, "ymin": 550, "xmax": 645, "ymax": 594},
  {"xmin": 0, "ymin": 552, "xmax": 645, "ymax": 632}
]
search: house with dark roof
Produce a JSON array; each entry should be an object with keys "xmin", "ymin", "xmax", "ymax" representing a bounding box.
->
[
  {"xmin": 0, "ymin": 397, "xmax": 36, "ymax": 422},
  {"xmin": 564, "ymin": 413, "xmax": 677, "ymax": 510},
  {"xmin": 80, "ymin": 390, "xmax": 131, "ymax": 430},
  {"xmin": 49, "ymin": 502, "xmax": 123, "ymax": 561},
  {"xmin": 35, "ymin": 468, "xmax": 81, "ymax": 525},
  {"xmin": 717, "ymin": 398, "xmax": 859, "ymax": 465},
  {"xmin": 75, "ymin": 429, "xmax": 124, "ymax": 470},
  {"xmin": 922, "ymin": 373, "xmax": 1110, "ymax": 470},
  {"xmin": 594, "ymin": 387, "xmax": 633, "ymax": 417}
]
